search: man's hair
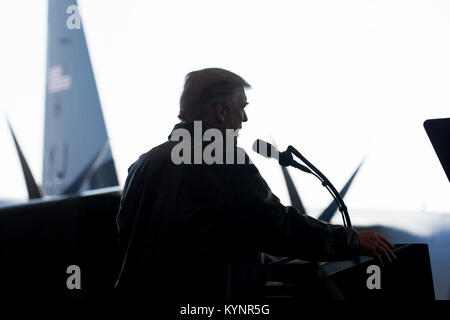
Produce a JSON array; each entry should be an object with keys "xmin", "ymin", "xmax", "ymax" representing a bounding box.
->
[{"xmin": 178, "ymin": 68, "xmax": 251, "ymax": 122}]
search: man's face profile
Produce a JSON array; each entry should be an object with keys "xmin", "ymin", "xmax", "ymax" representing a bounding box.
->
[{"xmin": 222, "ymin": 87, "xmax": 248, "ymax": 133}]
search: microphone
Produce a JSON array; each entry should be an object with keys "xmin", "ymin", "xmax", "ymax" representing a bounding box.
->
[
  {"xmin": 252, "ymin": 139, "xmax": 279, "ymax": 161},
  {"xmin": 252, "ymin": 139, "xmax": 311, "ymax": 173}
]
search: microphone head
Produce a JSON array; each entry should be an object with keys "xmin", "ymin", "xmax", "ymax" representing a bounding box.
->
[{"xmin": 252, "ymin": 139, "xmax": 279, "ymax": 160}]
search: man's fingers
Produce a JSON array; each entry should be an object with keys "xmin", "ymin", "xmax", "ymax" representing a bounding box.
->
[
  {"xmin": 379, "ymin": 235, "xmax": 395, "ymax": 249},
  {"xmin": 371, "ymin": 245, "xmax": 384, "ymax": 267},
  {"xmin": 377, "ymin": 240, "xmax": 396, "ymax": 260},
  {"xmin": 357, "ymin": 231, "xmax": 396, "ymax": 265},
  {"xmin": 375, "ymin": 242, "xmax": 392, "ymax": 264},
  {"xmin": 374, "ymin": 251, "xmax": 384, "ymax": 268}
]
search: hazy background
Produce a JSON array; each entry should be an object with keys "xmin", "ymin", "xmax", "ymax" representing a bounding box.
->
[{"xmin": 1, "ymin": 0, "xmax": 450, "ymax": 218}]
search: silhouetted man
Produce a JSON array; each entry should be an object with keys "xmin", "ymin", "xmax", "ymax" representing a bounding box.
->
[{"xmin": 115, "ymin": 68, "xmax": 395, "ymax": 304}]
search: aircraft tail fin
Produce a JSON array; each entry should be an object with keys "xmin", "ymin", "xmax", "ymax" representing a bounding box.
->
[
  {"xmin": 273, "ymin": 140, "xmax": 307, "ymax": 214},
  {"xmin": 43, "ymin": 0, "xmax": 119, "ymax": 195},
  {"xmin": 280, "ymin": 166, "xmax": 307, "ymax": 214},
  {"xmin": 318, "ymin": 160, "xmax": 364, "ymax": 222},
  {"xmin": 6, "ymin": 118, "xmax": 42, "ymax": 199}
]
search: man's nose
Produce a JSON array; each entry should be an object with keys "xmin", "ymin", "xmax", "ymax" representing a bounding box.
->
[{"xmin": 243, "ymin": 110, "xmax": 248, "ymax": 122}]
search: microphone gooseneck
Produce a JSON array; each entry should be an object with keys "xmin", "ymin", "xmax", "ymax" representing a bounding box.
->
[
  {"xmin": 252, "ymin": 139, "xmax": 352, "ymax": 229},
  {"xmin": 285, "ymin": 145, "xmax": 352, "ymax": 229}
]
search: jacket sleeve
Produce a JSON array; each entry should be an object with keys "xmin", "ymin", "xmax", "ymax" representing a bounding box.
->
[{"xmin": 225, "ymin": 161, "xmax": 360, "ymax": 261}]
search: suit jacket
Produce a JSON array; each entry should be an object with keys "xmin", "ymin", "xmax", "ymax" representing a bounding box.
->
[{"xmin": 115, "ymin": 122, "xmax": 359, "ymax": 300}]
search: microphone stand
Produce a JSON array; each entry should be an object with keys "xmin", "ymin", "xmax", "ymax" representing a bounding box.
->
[
  {"xmin": 266, "ymin": 143, "xmax": 352, "ymax": 299},
  {"xmin": 278, "ymin": 145, "xmax": 352, "ymax": 229}
]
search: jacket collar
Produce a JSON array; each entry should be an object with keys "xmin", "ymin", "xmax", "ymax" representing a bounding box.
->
[{"xmin": 168, "ymin": 121, "xmax": 212, "ymax": 140}]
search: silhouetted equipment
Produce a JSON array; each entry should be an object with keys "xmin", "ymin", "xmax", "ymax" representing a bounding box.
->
[
  {"xmin": 424, "ymin": 118, "xmax": 450, "ymax": 183},
  {"xmin": 0, "ymin": 187, "xmax": 121, "ymax": 302}
]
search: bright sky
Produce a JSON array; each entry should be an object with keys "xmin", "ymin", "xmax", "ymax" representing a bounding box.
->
[{"xmin": 1, "ymin": 0, "xmax": 450, "ymax": 216}]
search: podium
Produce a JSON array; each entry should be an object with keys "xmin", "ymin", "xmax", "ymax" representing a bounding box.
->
[
  {"xmin": 323, "ymin": 243, "xmax": 435, "ymax": 299},
  {"xmin": 227, "ymin": 244, "xmax": 435, "ymax": 301}
]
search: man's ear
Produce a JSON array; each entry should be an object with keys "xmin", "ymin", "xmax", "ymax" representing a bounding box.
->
[{"xmin": 214, "ymin": 104, "xmax": 226, "ymax": 123}]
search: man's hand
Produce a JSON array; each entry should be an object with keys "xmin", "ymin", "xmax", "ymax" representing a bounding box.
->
[{"xmin": 357, "ymin": 231, "xmax": 396, "ymax": 267}]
